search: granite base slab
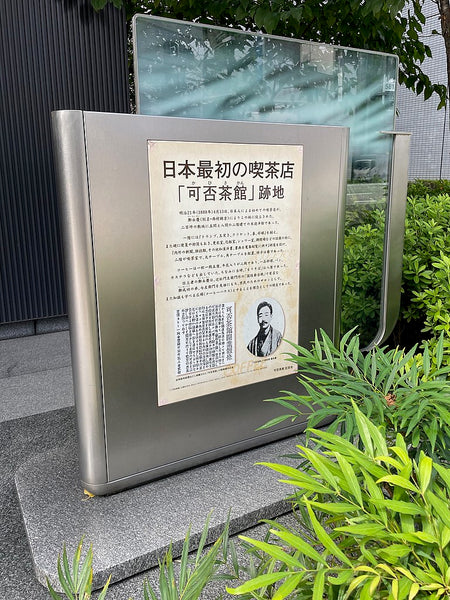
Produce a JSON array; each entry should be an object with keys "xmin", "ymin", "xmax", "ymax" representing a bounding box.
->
[{"xmin": 15, "ymin": 433, "xmax": 304, "ymax": 592}]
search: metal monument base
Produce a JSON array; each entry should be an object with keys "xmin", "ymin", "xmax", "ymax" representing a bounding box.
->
[{"xmin": 15, "ymin": 433, "xmax": 304, "ymax": 592}]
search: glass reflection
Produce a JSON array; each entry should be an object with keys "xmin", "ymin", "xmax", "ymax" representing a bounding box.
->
[{"xmin": 134, "ymin": 16, "xmax": 396, "ymax": 344}]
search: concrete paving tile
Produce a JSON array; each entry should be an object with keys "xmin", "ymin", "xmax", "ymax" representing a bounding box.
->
[
  {"xmin": 0, "ymin": 366, "xmax": 74, "ymax": 422},
  {"xmin": 0, "ymin": 331, "xmax": 71, "ymax": 379}
]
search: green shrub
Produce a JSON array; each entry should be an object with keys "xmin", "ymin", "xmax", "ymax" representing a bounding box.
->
[
  {"xmin": 407, "ymin": 179, "xmax": 450, "ymax": 198},
  {"xmin": 342, "ymin": 193, "xmax": 450, "ymax": 358},
  {"xmin": 398, "ymin": 194, "xmax": 450, "ymax": 364},
  {"xmin": 261, "ymin": 329, "xmax": 450, "ymax": 463},
  {"xmin": 228, "ymin": 405, "xmax": 450, "ymax": 600},
  {"xmin": 342, "ymin": 212, "xmax": 385, "ymax": 347}
]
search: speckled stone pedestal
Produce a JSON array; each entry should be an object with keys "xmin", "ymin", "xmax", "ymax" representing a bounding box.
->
[{"xmin": 15, "ymin": 433, "xmax": 304, "ymax": 592}]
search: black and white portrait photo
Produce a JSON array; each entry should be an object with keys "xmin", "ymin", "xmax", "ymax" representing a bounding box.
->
[{"xmin": 245, "ymin": 299, "xmax": 285, "ymax": 357}]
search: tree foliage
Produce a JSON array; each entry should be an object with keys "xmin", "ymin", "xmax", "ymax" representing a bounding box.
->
[{"xmin": 92, "ymin": 0, "xmax": 447, "ymax": 107}]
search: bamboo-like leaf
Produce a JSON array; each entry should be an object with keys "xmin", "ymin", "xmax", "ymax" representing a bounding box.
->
[
  {"xmin": 238, "ymin": 536, "xmax": 304, "ymax": 570},
  {"xmin": 195, "ymin": 513, "xmax": 211, "ymax": 564},
  {"xmin": 314, "ymin": 331, "xmax": 323, "ymax": 360},
  {"xmin": 435, "ymin": 331, "xmax": 444, "ymax": 370},
  {"xmin": 62, "ymin": 544, "xmax": 75, "ymax": 592},
  {"xmin": 305, "ymin": 502, "xmax": 352, "ymax": 566},
  {"xmin": 77, "ymin": 544, "xmax": 93, "ymax": 596},
  {"xmin": 392, "ymin": 577, "xmax": 399, "ymax": 600},
  {"xmin": 97, "ymin": 575, "xmax": 111, "ymax": 600},
  {"xmin": 425, "ymin": 491, "xmax": 450, "ymax": 528},
  {"xmin": 418, "ymin": 454, "xmax": 433, "ymax": 493},
  {"xmin": 335, "ymin": 453, "xmax": 363, "ymax": 507},
  {"xmin": 46, "ymin": 578, "xmax": 63, "ymax": 600},
  {"xmin": 369, "ymin": 574, "xmax": 381, "ymax": 595},
  {"xmin": 273, "ymin": 572, "xmax": 304, "ymax": 600},
  {"xmin": 409, "ymin": 582, "xmax": 420, "ymax": 600},
  {"xmin": 375, "ymin": 563, "xmax": 396, "ymax": 577},
  {"xmin": 378, "ymin": 544, "xmax": 410, "ymax": 562},
  {"xmin": 298, "ymin": 447, "xmax": 339, "ymax": 490},
  {"xmin": 258, "ymin": 414, "xmax": 295, "ymax": 429},
  {"xmin": 370, "ymin": 499, "xmax": 425, "ymax": 515},
  {"xmin": 335, "ymin": 524, "xmax": 387, "ymax": 537},
  {"xmin": 71, "ymin": 539, "xmax": 82, "ymax": 589},
  {"xmin": 434, "ymin": 463, "xmax": 450, "ymax": 489},
  {"xmin": 226, "ymin": 571, "xmax": 288, "ymax": 594},
  {"xmin": 312, "ymin": 568, "xmax": 326, "ymax": 600},
  {"xmin": 179, "ymin": 525, "xmax": 191, "ymax": 592},
  {"xmin": 57, "ymin": 557, "xmax": 75, "ymax": 600},
  {"xmin": 269, "ymin": 528, "xmax": 328, "ymax": 566},
  {"xmin": 376, "ymin": 475, "xmax": 418, "ymax": 492},
  {"xmin": 345, "ymin": 574, "xmax": 369, "ymax": 597},
  {"xmin": 143, "ymin": 581, "xmax": 158, "ymax": 600},
  {"xmin": 257, "ymin": 461, "xmax": 334, "ymax": 494},
  {"xmin": 328, "ymin": 569, "xmax": 353, "ymax": 585},
  {"xmin": 352, "ymin": 404, "xmax": 374, "ymax": 457},
  {"xmin": 307, "ymin": 501, "xmax": 359, "ymax": 514},
  {"xmin": 441, "ymin": 526, "xmax": 450, "ymax": 548}
]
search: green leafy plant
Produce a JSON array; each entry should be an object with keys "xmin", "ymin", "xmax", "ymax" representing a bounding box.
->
[
  {"xmin": 342, "ymin": 212, "xmax": 385, "ymax": 346},
  {"xmin": 261, "ymin": 329, "xmax": 450, "ymax": 463},
  {"xmin": 228, "ymin": 405, "xmax": 450, "ymax": 599},
  {"xmin": 48, "ymin": 515, "xmax": 230, "ymax": 600},
  {"xmin": 143, "ymin": 513, "xmax": 230, "ymax": 600},
  {"xmin": 46, "ymin": 538, "xmax": 111, "ymax": 600},
  {"xmin": 407, "ymin": 179, "xmax": 450, "ymax": 198},
  {"xmin": 342, "ymin": 191, "xmax": 450, "ymax": 358}
]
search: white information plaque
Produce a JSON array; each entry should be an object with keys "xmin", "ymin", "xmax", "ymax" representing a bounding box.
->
[{"xmin": 148, "ymin": 140, "xmax": 302, "ymax": 405}]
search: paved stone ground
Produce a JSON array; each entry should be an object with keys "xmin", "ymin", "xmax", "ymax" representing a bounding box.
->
[{"xmin": 0, "ymin": 333, "xmax": 303, "ymax": 600}]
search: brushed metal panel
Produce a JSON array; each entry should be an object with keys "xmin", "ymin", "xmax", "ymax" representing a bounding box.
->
[
  {"xmin": 56, "ymin": 110, "xmax": 348, "ymax": 493},
  {"xmin": 51, "ymin": 111, "xmax": 107, "ymax": 485},
  {"xmin": 366, "ymin": 131, "xmax": 411, "ymax": 349}
]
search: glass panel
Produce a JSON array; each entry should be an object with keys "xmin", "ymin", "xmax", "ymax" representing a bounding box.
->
[{"xmin": 134, "ymin": 15, "xmax": 398, "ymax": 346}]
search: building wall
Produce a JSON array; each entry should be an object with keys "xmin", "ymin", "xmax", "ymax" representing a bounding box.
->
[
  {"xmin": 0, "ymin": 1, "xmax": 129, "ymax": 325},
  {"xmin": 396, "ymin": 1, "xmax": 450, "ymax": 179}
]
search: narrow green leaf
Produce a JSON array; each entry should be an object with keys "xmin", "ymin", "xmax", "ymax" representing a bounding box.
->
[
  {"xmin": 376, "ymin": 475, "xmax": 418, "ymax": 492},
  {"xmin": 269, "ymin": 529, "xmax": 328, "ymax": 565},
  {"xmin": 352, "ymin": 404, "xmax": 374, "ymax": 457},
  {"xmin": 435, "ymin": 331, "xmax": 444, "ymax": 370},
  {"xmin": 226, "ymin": 571, "xmax": 288, "ymax": 594},
  {"xmin": 418, "ymin": 454, "xmax": 433, "ymax": 493},
  {"xmin": 378, "ymin": 544, "xmax": 410, "ymax": 562},
  {"xmin": 328, "ymin": 569, "xmax": 353, "ymax": 585},
  {"xmin": 434, "ymin": 463, "xmax": 450, "ymax": 489},
  {"xmin": 345, "ymin": 574, "xmax": 370, "ymax": 596},
  {"xmin": 238, "ymin": 536, "xmax": 304, "ymax": 570},
  {"xmin": 62, "ymin": 544, "xmax": 74, "ymax": 591},
  {"xmin": 425, "ymin": 491, "xmax": 450, "ymax": 527},
  {"xmin": 307, "ymin": 501, "xmax": 359, "ymax": 514},
  {"xmin": 370, "ymin": 499, "xmax": 425, "ymax": 515},
  {"xmin": 196, "ymin": 513, "xmax": 211, "ymax": 563},
  {"xmin": 298, "ymin": 447, "xmax": 340, "ymax": 489},
  {"xmin": 335, "ymin": 524, "xmax": 387, "ymax": 537},
  {"xmin": 273, "ymin": 572, "xmax": 304, "ymax": 600},
  {"xmin": 305, "ymin": 502, "xmax": 353, "ymax": 566},
  {"xmin": 57, "ymin": 557, "xmax": 75, "ymax": 600},
  {"xmin": 71, "ymin": 539, "xmax": 82, "ymax": 589},
  {"xmin": 335, "ymin": 453, "xmax": 363, "ymax": 506},
  {"xmin": 46, "ymin": 579, "xmax": 63, "ymax": 600},
  {"xmin": 409, "ymin": 582, "xmax": 420, "ymax": 599},
  {"xmin": 312, "ymin": 568, "xmax": 326, "ymax": 600},
  {"xmin": 179, "ymin": 525, "xmax": 191, "ymax": 591},
  {"xmin": 77, "ymin": 545, "xmax": 93, "ymax": 595},
  {"xmin": 97, "ymin": 575, "xmax": 112, "ymax": 600}
]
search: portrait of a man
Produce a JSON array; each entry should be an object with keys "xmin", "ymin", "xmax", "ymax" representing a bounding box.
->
[{"xmin": 247, "ymin": 300, "xmax": 283, "ymax": 357}]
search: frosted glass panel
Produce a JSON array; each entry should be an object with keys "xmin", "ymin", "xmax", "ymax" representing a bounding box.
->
[{"xmin": 133, "ymin": 15, "xmax": 398, "ymax": 345}]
